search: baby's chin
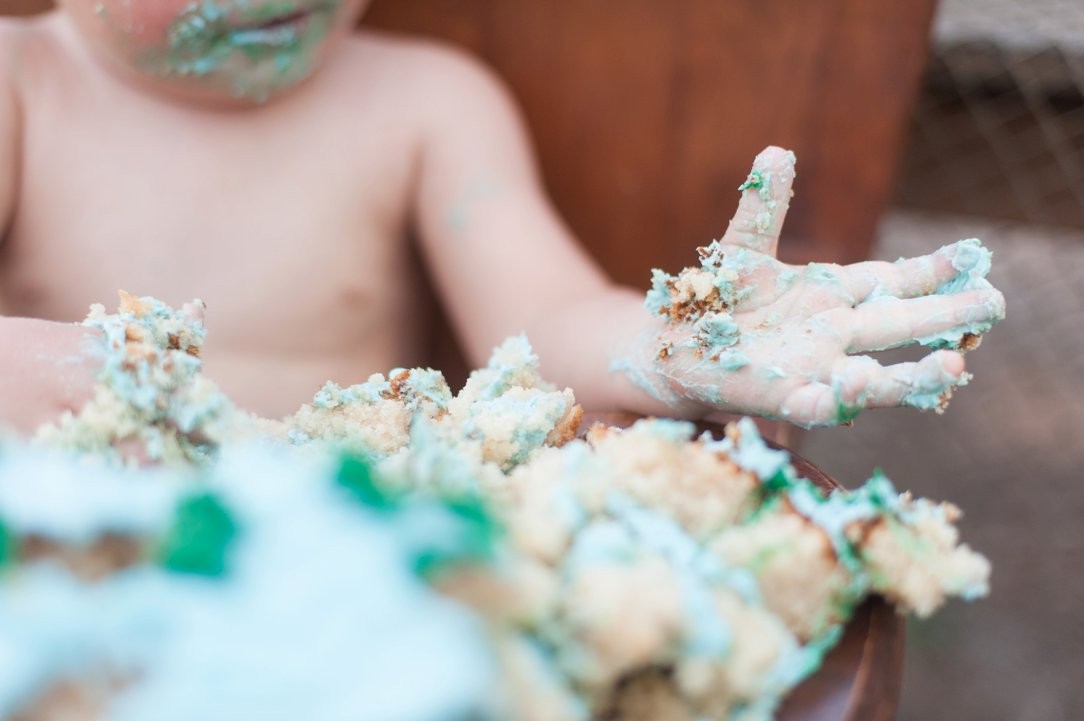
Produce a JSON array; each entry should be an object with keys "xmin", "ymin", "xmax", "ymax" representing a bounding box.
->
[{"xmin": 133, "ymin": 49, "xmax": 327, "ymax": 105}]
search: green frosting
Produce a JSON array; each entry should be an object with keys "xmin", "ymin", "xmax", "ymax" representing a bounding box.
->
[
  {"xmin": 0, "ymin": 519, "xmax": 12, "ymax": 569},
  {"xmin": 333, "ymin": 453, "xmax": 499, "ymax": 580},
  {"xmin": 139, "ymin": 0, "xmax": 339, "ymax": 101},
  {"xmin": 835, "ymin": 400, "xmax": 863, "ymax": 424},
  {"xmin": 412, "ymin": 494, "xmax": 500, "ymax": 580},
  {"xmin": 335, "ymin": 453, "xmax": 401, "ymax": 512},
  {"xmin": 738, "ymin": 169, "xmax": 766, "ymax": 192},
  {"xmin": 157, "ymin": 492, "xmax": 238, "ymax": 576}
]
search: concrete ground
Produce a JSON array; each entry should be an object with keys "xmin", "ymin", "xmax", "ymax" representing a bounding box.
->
[{"xmin": 800, "ymin": 210, "xmax": 1084, "ymax": 721}]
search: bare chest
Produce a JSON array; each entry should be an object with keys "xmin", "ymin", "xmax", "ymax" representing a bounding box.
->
[{"xmin": 1, "ymin": 76, "xmax": 422, "ymax": 359}]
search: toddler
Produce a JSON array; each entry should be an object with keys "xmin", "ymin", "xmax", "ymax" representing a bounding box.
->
[{"xmin": 0, "ymin": 0, "xmax": 1005, "ymax": 434}]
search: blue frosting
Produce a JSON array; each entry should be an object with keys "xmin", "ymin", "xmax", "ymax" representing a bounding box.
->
[
  {"xmin": 645, "ymin": 269, "xmax": 674, "ymax": 316},
  {"xmin": 935, "ymin": 238, "xmax": 994, "ymax": 294},
  {"xmin": 691, "ymin": 313, "xmax": 741, "ymax": 358},
  {"xmin": 0, "ymin": 447, "xmax": 497, "ymax": 721},
  {"xmin": 710, "ymin": 418, "xmax": 792, "ymax": 483}
]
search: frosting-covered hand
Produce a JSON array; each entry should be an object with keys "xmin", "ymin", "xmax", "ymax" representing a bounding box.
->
[{"xmin": 618, "ymin": 147, "xmax": 1006, "ymax": 427}]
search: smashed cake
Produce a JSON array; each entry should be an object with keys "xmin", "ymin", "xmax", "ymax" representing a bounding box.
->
[{"xmin": 6, "ymin": 294, "xmax": 990, "ymax": 721}]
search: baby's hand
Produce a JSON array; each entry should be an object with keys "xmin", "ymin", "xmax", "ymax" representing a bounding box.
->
[
  {"xmin": 28, "ymin": 294, "xmax": 221, "ymax": 465},
  {"xmin": 631, "ymin": 147, "xmax": 1006, "ymax": 427},
  {"xmin": 0, "ymin": 318, "xmax": 101, "ymax": 434}
]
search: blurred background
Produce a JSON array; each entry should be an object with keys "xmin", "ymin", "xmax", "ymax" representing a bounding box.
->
[
  {"xmin": 802, "ymin": 1, "xmax": 1084, "ymax": 719},
  {"xmin": 3, "ymin": 0, "xmax": 1082, "ymax": 719}
]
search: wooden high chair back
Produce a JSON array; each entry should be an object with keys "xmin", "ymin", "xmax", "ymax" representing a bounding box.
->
[{"xmin": 365, "ymin": 0, "xmax": 937, "ymax": 273}]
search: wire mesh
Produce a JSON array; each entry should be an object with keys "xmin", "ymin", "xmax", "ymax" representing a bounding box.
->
[{"xmin": 895, "ymin": 0, "xmax": 1084, "ymax": 228}]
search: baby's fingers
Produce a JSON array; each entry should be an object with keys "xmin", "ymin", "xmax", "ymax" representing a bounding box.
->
[
  {"xmin": 842, "ymin": 288, "xmax": 1005, "ymax": 352},
  {"xmin": 842, "ymin": 239, "xmax": 991, "ymax": 302},
  {"xmin": 780, "ymin": 351, "xmax": 968, "ymax": 427},
  {"xmin": 721, "ymin": 146, "xmax": 797, "ymax": 257}
]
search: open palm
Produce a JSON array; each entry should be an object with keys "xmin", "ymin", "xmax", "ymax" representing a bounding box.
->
[{"xmin": 642, "ymin": 147, "xmax": 1005, "ymax": 427}]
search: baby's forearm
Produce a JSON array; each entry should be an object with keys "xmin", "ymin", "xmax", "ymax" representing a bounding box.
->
[{"xmin": 517, "ymin": 285, "xmax": 705, "ymax": 417}]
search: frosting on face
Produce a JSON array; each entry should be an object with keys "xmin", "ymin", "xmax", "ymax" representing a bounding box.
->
[
  {"xmin": 154, "ymin": 0, "xmax": 339, "ymax": 99},
  {"xmin": 73, "ymin": 0, "xmax": 359, "ymax": 102}
]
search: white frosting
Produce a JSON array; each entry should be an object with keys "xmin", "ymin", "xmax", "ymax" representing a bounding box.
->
[{"xmin": 0, "ymin": 447, "xmax": 497, "ymax": 721}]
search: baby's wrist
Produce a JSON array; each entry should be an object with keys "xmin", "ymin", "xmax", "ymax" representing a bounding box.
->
[{"xmin": 609, "ymin": 327, "xmax": 721, "ymax": 420}]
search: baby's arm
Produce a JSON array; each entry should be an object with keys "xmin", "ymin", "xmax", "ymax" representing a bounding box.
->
[
  {"xmin": 411, "ymin": 49, "xmax": 1004, "ymax": 426},
  {"xmin": 409, "ymin": 47, "xmax": 669, "ymax": 414},
  {"xmin": 0, "ymin": 34, "xmax": 99, "ymax": 434}
]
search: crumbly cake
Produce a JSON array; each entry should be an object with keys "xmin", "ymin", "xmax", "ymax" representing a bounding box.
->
[{"xmin": 6, "ymin": 294, "xmax": 990, "ymax": 721}]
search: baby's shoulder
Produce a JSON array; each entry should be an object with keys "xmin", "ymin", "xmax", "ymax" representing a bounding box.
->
[
  {"xmin": 345, "ymin": 30, "xmax": 499, "ymax": 84},
  {"xmin": 333, "ymin": 30, "xmax": 517, "ymax": 121}
]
